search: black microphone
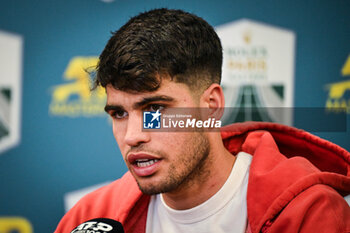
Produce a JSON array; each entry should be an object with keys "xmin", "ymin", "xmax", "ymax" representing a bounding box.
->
[{"xmin": 70, "ymin": 218, "xmax": 125, "ymax": 233}]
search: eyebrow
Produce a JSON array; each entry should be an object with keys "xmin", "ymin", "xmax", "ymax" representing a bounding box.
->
[{"xmin": 104, "ymin": 95, "xmax": 175, "ymax": 113}]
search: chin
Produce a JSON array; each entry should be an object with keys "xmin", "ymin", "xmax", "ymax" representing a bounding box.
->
[
  {"xmin": 136, "ymin": 179, "xmax": 179, "ymax": 195},
  {"xmin": 138, "ymin": 184, "xmax": 163, "ymax": 195}
]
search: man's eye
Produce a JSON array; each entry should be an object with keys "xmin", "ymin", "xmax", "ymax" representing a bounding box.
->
[
  {"xmin": 113, "ymin": 110, "xmax": 128, "ymax": 119},
  {"xmin": 148, "ymin": 104, "xmax": 165, "ymax": 112}
]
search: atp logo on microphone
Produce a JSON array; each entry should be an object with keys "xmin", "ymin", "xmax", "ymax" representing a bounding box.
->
[
  {"xmin": 70, "ymin": 218, "xmax": 124, "ymax": 233},
  {"xmin": 143, "ymin": 110, "xmax": 161, "ymax": 129}
]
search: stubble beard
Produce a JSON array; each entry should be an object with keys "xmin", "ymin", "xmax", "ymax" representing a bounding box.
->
[{"xmin": 136, "ymin": 132, "xmax": 211, "ymax": 195}]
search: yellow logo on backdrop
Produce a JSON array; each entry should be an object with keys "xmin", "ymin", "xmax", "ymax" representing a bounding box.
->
[
  {"xmin": 0, "ymin": 217, "xmax": 33, "ymax": 233},
  {"xmin": 341, "ymin": 55, "xmax": 350, "ymax": 76},
  {"xmin": 326, "ymin": 55, "xmax": 350, "ymax": 113},
  {"xmin": 49, "ymin": 57, "xmax": 106, "ymax": 117}
]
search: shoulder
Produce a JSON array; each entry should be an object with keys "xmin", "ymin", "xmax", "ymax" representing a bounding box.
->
[
  {"xmin": 54, "ymin": 172, "xmax": 144, "ymax": 233},
  {"xmin": 269, "ymin": 184, "xmax": 350, "ymax": 233}
]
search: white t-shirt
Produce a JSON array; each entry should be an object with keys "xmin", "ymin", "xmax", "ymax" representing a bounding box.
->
[{"xmin": 146, "ymin": 151, "xmax": 252, "ymax": 233}]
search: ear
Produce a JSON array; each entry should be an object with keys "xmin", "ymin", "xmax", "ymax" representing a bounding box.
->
[{"xmin": 200, "ymin": 84, "xmax": 225, "ymax": 120}]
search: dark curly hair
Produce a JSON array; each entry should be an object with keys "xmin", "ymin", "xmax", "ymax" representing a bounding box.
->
[{"xmin": 95, "ymin": 8, "xmax": 222, "ymax": 93}]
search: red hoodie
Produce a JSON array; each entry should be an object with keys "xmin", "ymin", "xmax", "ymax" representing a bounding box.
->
[{"xmin": 55, "ymin": 122, "xmax": 350, "ymax": 233}]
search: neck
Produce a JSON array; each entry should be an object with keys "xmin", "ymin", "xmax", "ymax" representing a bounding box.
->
[{"xmin": 162, "ymin": 133, "xmax": 236, "ymax": 210}]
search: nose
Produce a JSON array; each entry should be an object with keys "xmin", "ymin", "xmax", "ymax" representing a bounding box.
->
[{"xmin": 124, "ymin": 113, "xmax": 150, "ymax": 147}]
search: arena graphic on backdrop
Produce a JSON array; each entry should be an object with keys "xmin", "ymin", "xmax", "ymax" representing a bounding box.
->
[
  {"xmin": 0, "ymin": 30, "xmax": 22, "ymax": 154},
  {"xmin": 215, "ymin": 19, "xmax": 295, "ymax": 126}
]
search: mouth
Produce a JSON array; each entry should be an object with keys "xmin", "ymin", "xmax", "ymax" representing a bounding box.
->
[{"xmin": 127, "ymin": 153, "xmax": 162, "ymax": 177}]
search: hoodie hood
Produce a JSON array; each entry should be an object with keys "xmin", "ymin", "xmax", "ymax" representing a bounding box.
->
[{"xmin": 221, "ymin": 122, "xmax": 350, "ymax": 233}]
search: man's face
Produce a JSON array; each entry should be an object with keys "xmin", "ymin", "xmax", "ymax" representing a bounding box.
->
[{"xmin": 105, "ymin": 80, "xmax": 211, "ymax": 195}]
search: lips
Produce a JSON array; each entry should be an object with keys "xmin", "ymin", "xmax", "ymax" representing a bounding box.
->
[{"xmin": 127, "ymin": 153, "xmax": 162, "ymax": 177}]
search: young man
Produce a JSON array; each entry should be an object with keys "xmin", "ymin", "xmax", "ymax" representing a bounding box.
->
[{"xmin": 55, "ymin": 8, "xmax": 350, "ymax": 233}]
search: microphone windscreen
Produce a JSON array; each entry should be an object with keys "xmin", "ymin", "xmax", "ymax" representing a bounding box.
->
[{"xmin": 70, "ymin": 218, "xmax": 125, "ymax": 233}]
